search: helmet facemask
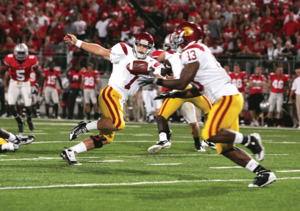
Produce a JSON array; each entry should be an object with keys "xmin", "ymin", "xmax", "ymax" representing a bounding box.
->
[{"xmin": 14, "ymin": 44, "xmax": 29, "ymax": 61}]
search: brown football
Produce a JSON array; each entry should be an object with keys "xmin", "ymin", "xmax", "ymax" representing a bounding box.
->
[{"xmin": 126, "ymin": 60, "xmax": 149, "ymax": 75}]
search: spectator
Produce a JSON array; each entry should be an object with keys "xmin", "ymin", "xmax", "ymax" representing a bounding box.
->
[
  {"xmin": 289, "ymin": 67, "xmax": 300, "ymax": 129},
  {"xmin": 73, "ymin": 14, "xmax": 87, "ymax": 40},
  {"xmin": 264, "ymin": 40, "xmax": 276, "ymax": 72},
  {"xmin": 281, "ymin": 12, "xmax": 300, "ymax": 44},
  {"xmin": 209, "ymin": 41, "xmax": 223, "ymax": 55},
  {"xmin": 95, "ymin": 13, "xmax": 110, "ymax": 47},
  {"xmin": 2, "ymin": 36, "xmax": 16, "ymax": 53},
  {"xmin": 273, "ymin": 42, "xmax": 285, "ymax": 61},
  {"xmin": 259, "ymin": 8, "xmax": 276, "ymax": 34},
  {"xmin": 63, "ymin": 18, "xmax": 77, "ymax": 36},
  {"xmin": 208, "ymin": 11, "xmax": 222, "ymax": 41},
  {"xmin": 248, "ymin": 66, "xmax": 266, "ymax": 126},
  {"xmin": 266, "ymin": 65, "xmax": 290, "ymax": 127}
]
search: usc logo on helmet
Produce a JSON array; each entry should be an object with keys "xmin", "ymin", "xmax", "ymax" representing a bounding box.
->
[{"xmin": 183, "ymin": 26, "xmax": 193, "ymax": 36}]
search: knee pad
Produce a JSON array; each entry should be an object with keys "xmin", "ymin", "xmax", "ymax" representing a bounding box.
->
[{"xmin": 90, "ymin": 135, "xmax": 106, "ymax": 148}]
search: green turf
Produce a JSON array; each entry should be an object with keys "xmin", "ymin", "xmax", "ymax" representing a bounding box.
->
[{"xmin": 0, "ymin": 118, "xmax": 300, "ymax": 211}]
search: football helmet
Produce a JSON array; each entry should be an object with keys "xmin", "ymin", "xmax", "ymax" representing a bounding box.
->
[
  {"xmin": 259, "ymin": 100, "xmax": 269, "ymax": 112},
  {"xmin": 171, "ymin": 22, "xmax": 204, "ymax": 49},
  {"xmin": 14, "ymin": 43, "xmax": 29, "ymax": 61},
  {"xmin": 163, "ymin": 34, "xmax": 176, "ymax": 51},
  {"xmin": 133, "ymin": 32, "xmax": 154, "ymax": 59}
]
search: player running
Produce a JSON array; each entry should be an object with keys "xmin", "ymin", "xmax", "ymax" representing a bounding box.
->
[
  {"xmin": 138, "ymin": 22, "xmax": 276, "ymax": 188},
  {"xmin": 61, "ymin": 32, "xmax": 162, "ymax": 165}
]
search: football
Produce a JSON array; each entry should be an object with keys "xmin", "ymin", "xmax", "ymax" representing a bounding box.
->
[{"xmin": 126, "ymin": 60, "xmax": 149, "ymax": 75}]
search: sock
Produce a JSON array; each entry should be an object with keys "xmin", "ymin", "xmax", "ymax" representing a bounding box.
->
[
  {"xmin": 14, "ymin": 115, "xmax": 22, "ymax": 123},
  {"xmin": 7, "ymin": 133, "xmax": 17, "ymax": 142},
  {"xmin": 245, "ymin": 159, "xmax": 260, "ymax": 172},
  {"xmin": 193, "ymin": 137, "xmax": 200, "ymax": 143},
  {"xmin": 233, "ymin": 131, "xmax": 245, "ymax": 144},
  {"xmin": 86, "ymin": 120, "xmax": 98, "ymax": 131},
  {"xmin": 70, "ymin": 142, "xmax": 87, "ymax": 154},
  {"xmin": 159, "ymin": 132, "xmax": 167, "ymax": 141}
]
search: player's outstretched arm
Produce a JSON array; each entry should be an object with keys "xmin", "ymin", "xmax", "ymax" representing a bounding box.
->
[{"xmin": 64, "ymin": 34, "xmax": 110, "ymax": 61}]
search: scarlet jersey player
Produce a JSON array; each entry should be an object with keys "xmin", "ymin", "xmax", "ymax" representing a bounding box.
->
[
  {"xmin": 248, "ymin": 67, "xmax": 266, "ymax": 126},
  {"xmin": 61, "ymin": 32, "xmax": 161, "ymax": 165},
  {"xmin": 1, "ymin": 43, "xmax": 43, "ymax": 133},
  {"xmin": 81, "ymin": 63, "xmax": 100, "ymax": 120},
  {"xmin": 139, "ymin": 22, "xmax": 276, "ymax": 187},
  {"xmin": 41, "ymin": 62, "xmax": 62, "ymax": 118},
  {"xmin": 265, "ymin": 65, "xmax": 290, "ymax": 126},
  {"xmin": 228, "ymin": 63, "xmax": 248, "ymax": 125}
]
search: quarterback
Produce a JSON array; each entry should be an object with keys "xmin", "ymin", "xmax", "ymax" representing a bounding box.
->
[
  {"xmin": 139, "ymin": 22, "xmax": 276, "ymax": 188},
  {"xmin": 61, "ymin": 32, "xmax": 161, "ymax": 165},
  {"xmin": 1, "ymin": 43, "xmax": 43, "ymax": 133}
]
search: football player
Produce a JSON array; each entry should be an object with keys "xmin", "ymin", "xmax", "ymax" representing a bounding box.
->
[
  {"xmin": 61, "ymin": 32, "xmax": 161, "ymax": 165},
  {"xmin": 265, "ymin": 65, "xmax": 290, "ymax": 126},
  {"xmin": 0, "ymin": 128, "xmax": 35, "ymax": 153},
  {"xmin": 228, "ymin": 63, "xmax": 248, "ymax": 125},
  {"xmin": 138, "ymin": 22, "xmax": 276, "ymax": 188},
  {"xmin": 81, "ymin": 63, "xmax": 100, "ymax": 120},
  {"xmin": 41, "ymin": 61, "xmax": 63, "ymax": 119},
  {"xmin": 148, "ymin": 37, "xmax": 213, "ymax": 153},
  {"xmin": 1, "ymin": 43, "xmax": 43, "ymax": 133}
]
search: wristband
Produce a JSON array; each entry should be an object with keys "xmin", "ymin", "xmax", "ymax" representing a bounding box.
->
[
  {"xmin": 75, "ymin": 40, "xmax": 83, "ymax": 48},
  {"xmin": 155, "ymin": 78, "xmax": 164, "ymax": 86}
]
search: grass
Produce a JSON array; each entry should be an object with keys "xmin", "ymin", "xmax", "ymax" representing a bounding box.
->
[{"xmin": 0, "ymin": 118, "xmax": 300, "ymax": 211}]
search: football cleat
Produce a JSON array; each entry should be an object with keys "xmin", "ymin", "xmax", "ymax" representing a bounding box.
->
[
  {"xmin": 60, "ymin": 149, "xmax": 82, "ymax": 165},
  {"xmin": 69, "ymin": 121, "xmax": 88, "ymax": 141},
  {"xmin": 248, "ymin": 170, "xmax": 276, "ymax": 188},
  {"xmin": 148, "ymin": 140, "xmax": 171, "ymax": 153},
  {"xmin": 201, "ymin": 140, "xmax": 216, "ymax": 150},
  {"xmin": 194, "ymin": 140, "xmax": 206, "ymax": 152},
  {"xmin": 15, "ymin": 135, "xmax": 35, "ymax": 146},
  {"xmin": 27, "ymin": 119, "xmax": 35, "ymax": 131},
  {"xmin": 18, "ymin": 121, "xmax": 25, "ymax": 133},
  {"xmin": 1, "ymin": 142, "xmax": 19, "ymax": 152},
  {"xmin": 245, "ymin": 133, "xmax": 265, "ymax": 161}
]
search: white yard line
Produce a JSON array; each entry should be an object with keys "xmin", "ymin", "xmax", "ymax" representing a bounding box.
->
[
  {"xmin": 147, "ymin": 163, "xmax": 182, "ymax": 166},
  {"xmin": 89, "ymin": 160, "xmax": 124, "ymax": 163},
  {"xmin": 210, "ymin": 166, "xmax": 243, "ymax": 169},
  {"xmin": 1, "ymin": 177, "xmax": 300, "ymax": 190},
  {"xmin": 276, "ymin": 170, "xmax": 300, "ymax": 173}
]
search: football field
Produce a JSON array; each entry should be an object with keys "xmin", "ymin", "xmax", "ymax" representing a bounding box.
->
[{"xmin": 0, "ymin": 118, "xmax": 300, "ymax": 211}]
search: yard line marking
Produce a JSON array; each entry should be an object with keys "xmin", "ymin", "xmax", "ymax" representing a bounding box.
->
[
  {"xmin": 147, "ymin": 163, "xmax": 182, "ymax": 166},
  {"xmin": 0, "ymin": 155, "xmax": 7, "ymax": 157},
  {"xmin": 34, "ymin": 123, "xmax": 77, "ymax": 126},
  {"xmin": 89, "ymin": 160, "xmax": 124, "ymax": 163},
  {"xmin": 276, "ymin": 170, "xmax": 300, "ymax": 173},
  {"xmin": 210, "ymin": 166, "xmax": 242, "ymax": 169},
  {"xmin": 1, "ymin": 177, "xmax": 300, "ymax": 190}
]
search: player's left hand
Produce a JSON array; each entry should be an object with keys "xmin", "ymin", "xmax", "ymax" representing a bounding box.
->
[
  {"xmin": 154, "ymin": 92, "xmax": 173, "ymax": 100},
  {"xmin": 64, "ymin": 34, "xmax": 77, "ymax": 45}
]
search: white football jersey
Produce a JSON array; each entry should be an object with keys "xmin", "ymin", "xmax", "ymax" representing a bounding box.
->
[
  {"xmin": 165, "ymin": 52, "xmax": 183, "ymax": 78},
  {"xmin": 109, "ymin": 43, "xmax": 161, "ymax": 103},
  {"xmin": 181, "ymin": 42, "xmax": 239, "ymax": 103}
]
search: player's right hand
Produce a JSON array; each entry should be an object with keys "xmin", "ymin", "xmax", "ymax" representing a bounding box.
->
[{"xmin": 64, "ymin": 34, "xmax": 77, "ymax": 45}]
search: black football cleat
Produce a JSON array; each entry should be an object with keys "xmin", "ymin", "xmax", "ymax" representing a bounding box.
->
[
  {"xmin": 27, "ymin": 119, "xmax": 35, "ymax": 131},
  {"xmin": 69, "ymin": 121, "xmax": 88, "ymax": 141},
  {"xmin": 245, "ymin": 133, "xmax": 265, "ymax": 161},
  {"xmin": 18, "ymin": 121, "xmax": 25, "ymax": 133},
  {"xmin": 248, "ymin": 170, "xmax": 276, "ymax": 188}
]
